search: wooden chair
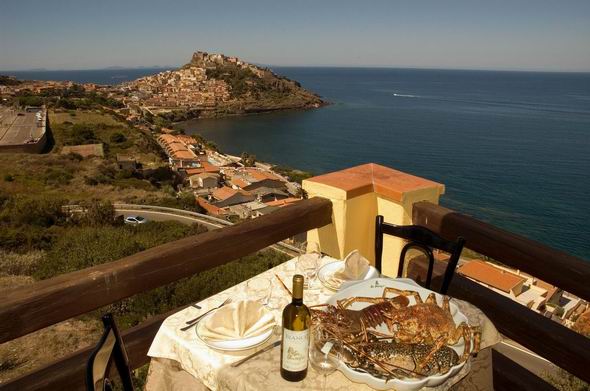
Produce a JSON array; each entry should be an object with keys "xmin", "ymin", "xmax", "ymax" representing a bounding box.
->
[
  {"xmin": 86, "ymin": 313, "xmax": 134, "ymax": 391},
  {"xmin": 375, "ymin": 215, "xmax": 465, "ymax": 294}
]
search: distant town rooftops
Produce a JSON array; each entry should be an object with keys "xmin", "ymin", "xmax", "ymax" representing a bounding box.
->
[
  {"xmin": 458, "ymin": 260, "xmax": 526, "ymax": 294},
  {"xmin": 183, "ymin": 162, "xmax": 220, "ymax": 176},
  {"xmin": 157, "ymin": 134, "xmax": 200, "ymax": 161}
]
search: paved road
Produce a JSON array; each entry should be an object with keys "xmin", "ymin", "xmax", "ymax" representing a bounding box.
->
[
  {"xmin": 0, "ymin": 107, "xmax": 41, "ymax": 145},
  {"xmin": 117, "ymin": 209, "xmax": 223, "ymax": 230}
]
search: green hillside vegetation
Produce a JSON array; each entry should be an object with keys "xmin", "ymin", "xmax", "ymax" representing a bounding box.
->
[{"xmin": 49, "ymin": 109, "xmax": 161, "ymax": 159}]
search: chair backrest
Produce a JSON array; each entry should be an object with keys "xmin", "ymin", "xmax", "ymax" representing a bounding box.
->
[
  {"xmin": 375, "ymin": 215, "xmax": 465, "ymax": 294},
  {"xmin": 86, "ymin": 313, "xmax": 134, "ymax": 391}
]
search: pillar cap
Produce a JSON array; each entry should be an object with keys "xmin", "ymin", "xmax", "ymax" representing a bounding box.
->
[{"xmin": 303, "ymin": 163, "xmax": 444, "ymax": 202}]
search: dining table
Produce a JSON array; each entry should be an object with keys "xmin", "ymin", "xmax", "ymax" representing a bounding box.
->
[{"xmin": 145, "ymin": 255, "xmax": 502, "ymax": 391}]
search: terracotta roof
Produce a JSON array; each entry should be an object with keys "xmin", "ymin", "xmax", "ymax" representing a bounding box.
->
[
  {"xmin": 264, "ymin": 197, "xmax": 301, "ymax": 207},
  {"xmin": 184, "ymin": 168, "xmax": 206, "ymax": 176},
  {"xmin": 197, "ymin": 198, "xmax": 225, "ymax": 215},
  {"xmin": 304, "ymin": 163, "xmax": 444, "ymax": 202},
  {"xmin": 230, "ymin": 177, "xmax": 250, "ymax": 189},
  {"xmin": 212, "ymin": 186, "xmax": 239, "ymax": 201},
  {"xmin": 245, "ymin": 168, "xmax": 281, "ymax": 182},
  {"xmin": 173, "ymin": 150, "xmax": 197, "ymax": 160},
  {"xmin": 175, "ymin": 134, "xmax": 198, "ymax": 144},
  {"xmin": 200, "ymin": 161, "xmax": 220, "ymax": 173},
  {"xmin": 458, "ymin": 260, "xmax": 526, "ymax": 293},
  {"xmin": 190, "ymin": 172, "xmax": 219, "ymax": 180}
]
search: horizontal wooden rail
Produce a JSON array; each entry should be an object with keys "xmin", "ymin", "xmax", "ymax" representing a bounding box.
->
[
  {"xmin": 0, "ymin": 307, "xmax": 174, "ymax": 391},
  {"xmin": 407, "ymin": 260, "xmax": 590, "ymax": 383},
  {"xmin": 0, "ymin": 197, "xmax": 332, "ymax": 344},
  {"xmin": 412, "ymin": 201, "xmax": 590, "ymax": 301}
]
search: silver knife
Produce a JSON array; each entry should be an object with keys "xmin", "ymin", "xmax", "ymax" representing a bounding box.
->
[{"xmin": 231, "ymin": 340, "xmax": 281, "ymax": 367}]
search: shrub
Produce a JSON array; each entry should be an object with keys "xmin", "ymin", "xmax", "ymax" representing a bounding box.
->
[
  {"xmin": 110, "ymin": 132, "xmax": 127, "ymax": 143},
  {"xmin": 0, "ymin": 250, "xmax": 44, "ymax": 276},
  {"xmin": 43, "ymin": 167, "xmax": 74, "ymax": 185},
  {"xmin": 82, "ymin": 200, "xmax": 116, "ymax": 226},
  {"xmin": 0, "ymin": 196, "xmax": 67, "ymax": 228},
  {"xmin": 66, "ymin": 152, "xmax": 83, "ymax": 161},
  {"xmin": 0, "ymin": 225, "xmax": 59, "ymax": 252},
  {"xmin": 3, "ymin": 174, "xmax": 14, "ymax": 182},
  {"xmin": 34, "ymin": 221, "xmax": 202, "ymax": 280},
  {"xmin": 84, "ymin": 176, "xmax": 98, "ymax": 186},
  {"xmin": 17, "ymin": 95, "xmax": 43, "ymax": 107},
  {"xmin": 240, "ymin": 152, "xmax": 256, "ymax": 167}
]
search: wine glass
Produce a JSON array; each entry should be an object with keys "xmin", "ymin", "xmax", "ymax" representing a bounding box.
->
[
  {"xmin": 246, "ymin": 277, "xmax": 272, "ymax": 305},
  {"xmin": 296, "ymin": 241, "xmax": 321, "ymax": 289},
  {"xmin": 309, "ymin": 327, "xmax": 341, "ymax": 391}
]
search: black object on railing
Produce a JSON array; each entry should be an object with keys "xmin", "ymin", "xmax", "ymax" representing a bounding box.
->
[{"xmin": 375, "ymin": 215, "xmax": 465, "ymax": 294}]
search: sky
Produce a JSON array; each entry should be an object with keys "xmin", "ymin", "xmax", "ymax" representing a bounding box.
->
[{"xmin": 1, "ymin": 0, "xmax": 589, "ymax": 72}]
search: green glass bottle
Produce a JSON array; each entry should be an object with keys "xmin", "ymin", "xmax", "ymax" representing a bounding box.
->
[{"xmin": 280, "ymin": 274, "xmax": 311, "ymax": 381}]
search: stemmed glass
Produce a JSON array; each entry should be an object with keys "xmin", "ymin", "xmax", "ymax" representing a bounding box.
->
[
  {"xmin": 246, "ymin": 277, "xmax": 272, "ymax": 306},
  {"xmin": 296, "ymin": 240, "xmax": 321, "ymax": 289},
  {"xmin": 309, "ymin": 326, "xmax": 341, "ymax": 391}
]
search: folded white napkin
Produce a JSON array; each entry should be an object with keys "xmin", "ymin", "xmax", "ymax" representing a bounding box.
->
[
  {"xmin": 336, "ymin": 250, "xmax": 370, "ymax": 280},
  {"xmin": 199, "ymin": 300, "xmax": 275, "ymax": 342}
]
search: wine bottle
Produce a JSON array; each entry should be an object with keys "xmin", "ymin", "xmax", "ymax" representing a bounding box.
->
[{"xmin": 280, "ymin": 274, "xmax": 311, "ymax": 382}]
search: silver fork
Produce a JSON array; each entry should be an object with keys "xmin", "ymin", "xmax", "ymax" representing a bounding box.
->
[{"xmin": 180, "ymin": 298, "xmax": 232, "ymax": 331}]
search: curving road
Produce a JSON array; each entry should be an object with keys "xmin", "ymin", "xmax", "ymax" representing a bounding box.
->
[{"xmin": 117, "ymin": 208, "xmax": 224, "ymax": 230}]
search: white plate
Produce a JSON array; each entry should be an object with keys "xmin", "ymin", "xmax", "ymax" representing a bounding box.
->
[
  {"xmin": 195, "ymin": 311, "xmax": 275, "ymax": 351},
  {"xmin": 327, "ymin": 278, "xmax": 467, "ymax": 391},
  {"xmin": 318, "ymin": 261, "xmax": 380, "ymax": 291}
]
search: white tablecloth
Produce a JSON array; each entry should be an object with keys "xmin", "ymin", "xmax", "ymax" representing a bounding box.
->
[{"xmin": 147, "ymin": 257, "xmax": 501, "ymax": 390}]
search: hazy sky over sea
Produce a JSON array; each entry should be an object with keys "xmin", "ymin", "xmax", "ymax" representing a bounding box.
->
[{"xmin": 1, "ymin": 0, "xmax": 589, "ymax": 71}]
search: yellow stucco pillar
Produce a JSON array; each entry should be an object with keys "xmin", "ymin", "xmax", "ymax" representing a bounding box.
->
[{"xmin": 302, "ymin": 163, "xmax": 444, "ymax": 277}]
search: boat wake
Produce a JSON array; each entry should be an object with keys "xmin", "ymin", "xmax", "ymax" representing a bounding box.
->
[{"xmin": 393, "ymin": 93, "xmax": 418, "ymax": 98}]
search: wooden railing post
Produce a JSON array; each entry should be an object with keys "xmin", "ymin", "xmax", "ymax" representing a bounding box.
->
[{"xmin": 302, "ymin": 163, "xmax": 444, "ymax": 276}]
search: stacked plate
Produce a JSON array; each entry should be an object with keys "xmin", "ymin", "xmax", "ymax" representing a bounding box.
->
[{"xmin": 195, "ymin": 301, "xmax": 276, "ymax": 351}]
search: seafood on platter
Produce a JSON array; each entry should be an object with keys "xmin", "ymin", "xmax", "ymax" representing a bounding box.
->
[
  {"xmin": 310, "ymin": 286, "xmax": 481, "ymax": 380},
  {"xmin": 338, "ymin": 338, "xmax": 460, "ymax": 378}
]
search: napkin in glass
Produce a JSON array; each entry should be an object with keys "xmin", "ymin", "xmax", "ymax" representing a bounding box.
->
[{"xmin": 199, "ymin": 300, "xmax": 275, "ymax": 342}]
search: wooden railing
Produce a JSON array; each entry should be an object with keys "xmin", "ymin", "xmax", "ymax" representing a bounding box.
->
[
  {"xmin": 0, "ymin": 198, "xmax": 333, "ymax": 390},
  {"xmin": 410, "ymin": 201, "xmax": 590, "ymax": 386}
]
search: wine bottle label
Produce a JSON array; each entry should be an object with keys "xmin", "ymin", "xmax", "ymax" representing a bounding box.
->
[{"xmin": 281, "ymin": 329, "xmax": 309, "ymax": 372}]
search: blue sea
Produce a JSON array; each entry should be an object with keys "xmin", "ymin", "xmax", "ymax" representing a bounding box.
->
[
  {"xmin": 6, "ymin": 67, "xmax": 590, "ymax": 259},
  {"xmin": 183, "ymin": 68, "xmax": 590, "ymax": 260}
]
